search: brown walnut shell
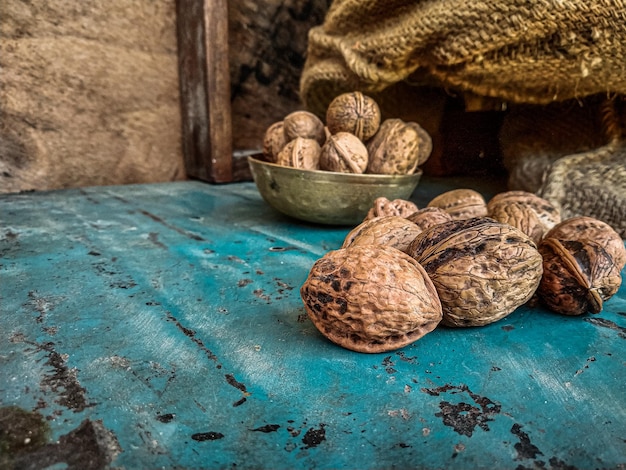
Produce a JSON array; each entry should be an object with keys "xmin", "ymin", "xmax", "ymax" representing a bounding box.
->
[
  {"xmin": 406, "ymin": 207, "xmax": 453, "ymax": 231},
  {"xmin": 427, "ymin": 189, "xmax": 488, "ymax": 220},
  {"xmin": 275, "ymin": 137, "xmax": 321, "ymax": 170},
  {"xmin": 406, "ymin": 217, "xmax": 543, "ymax": 327},
  {"xmin": 325, "ymin": 92, "xmax": 381, "ymax": 141},
  {"xmin": 366, "ymin": 119, "xmax": 432, "ymax": 175},
  {"xmin": 364, "ymin": 197, "xmax": 419, "ymax": 221},
  {"xmin": 283, "ymin": 110, "xmax": 326, "ymax": 146},
  {"xmin": 300, "ymin": 245, "xmax": 443, "ymax": 353},
  {"xmin": 319, "ymin": 132, "xmax": 368, "ymax": 173},
  {"xmin": 262, "ymin": 121, "xmax": 287, "ymax": 163},
  {"xmin": 543, "ymin": 216, "xmax": 626, "ymax": 270},
  {"xmin": 342, "ymin": 217, "xmax": 385, "ymax": 248},
  {"xmin": 487, "ymin": 190, "xmax": 561, "ymax": 232},
  {"xmin": 342, "ymin": 216, "xmax": 423, "ymax": 253},
  {"xmin": 537, "ymin": 238, "xmax": 622, "ymax": 315},
  {"xmin": 489, "ymin": 202, "xmax": 544, "ymax": 244}
]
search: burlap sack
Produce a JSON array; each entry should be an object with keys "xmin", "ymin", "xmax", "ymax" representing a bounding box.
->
[{"xmin": 300, "ymin": 0, "xmax": 626, "ymax": 236}]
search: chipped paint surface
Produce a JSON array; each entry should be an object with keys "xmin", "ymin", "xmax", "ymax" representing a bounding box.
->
[{"xmin": 1, "ymin": 180, "xmax": 626, "ymax": 469}]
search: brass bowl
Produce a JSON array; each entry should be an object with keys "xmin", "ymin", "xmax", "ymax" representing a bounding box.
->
[{"xmin": 248, "ymin": 155, "xmax": 422, "ymax": 225}]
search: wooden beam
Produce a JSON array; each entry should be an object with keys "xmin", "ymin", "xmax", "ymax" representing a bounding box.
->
[{"xmin": 176, "ymin": 0, "xmax": 233, "ymax": 183}]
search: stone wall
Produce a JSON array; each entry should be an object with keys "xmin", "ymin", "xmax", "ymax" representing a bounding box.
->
[
  {"xmin": 0, "ymin": 0, "xmax": 329, "ymax": 192},
  {"xmin": 1, "ymin": 0, "xmax": 185, "ymax": 192}
]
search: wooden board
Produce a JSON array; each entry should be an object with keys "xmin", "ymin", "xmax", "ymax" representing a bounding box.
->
[
  {"xmin": 1, "ymin": 178, "xmax": 626, "ymax": 468},
  {"xmin": 176, "ymin": 0, "xmax": 233, "ymax": 183}
]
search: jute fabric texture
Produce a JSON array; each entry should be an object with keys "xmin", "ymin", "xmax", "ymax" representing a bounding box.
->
[
  {"xmin": 300, "ymin": 0, "xmax": 626, "ymax": 236},
  {"xmin": 300, "ymin": 0, "xmax": 626, "ymax": 114}
]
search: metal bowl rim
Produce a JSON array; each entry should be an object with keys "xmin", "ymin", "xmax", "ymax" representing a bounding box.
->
[{"xmin": 247, "ymin": 155, "xmax": 423, "ymax": 184}]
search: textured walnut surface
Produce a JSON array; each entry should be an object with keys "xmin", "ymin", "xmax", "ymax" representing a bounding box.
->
[
  {"xmin": 275, "ymin": 137, "xmax": 321, "ymax": 170},
  {"xmin": 300, "ymin": 245, "xmax": 442, "ymax": 353},
  {"xmin": 364, "ymin": 197, "xmax": 419, "ymax": 220},
  {"xmin": 427, "ymin": 189, "xmax": 488, "ymax": 220},
  {"xmin": 489, "ymin": 202, "xmax": 544, "ymax": 244},
  {"xmin": 487, "ymin": 190, "xmax": 561, "ymax": 232},
  {"xmin": 407, "ymin": 217, "xmax": 543, "ymax": 327},
  {"xmin": 325, "ymin": 91, "xmax": 381, "ymax": 141},
  {"xmin": 319, "ymin": 132, "xmax": 369, "ymax": 173},
  {"xmin": 342, "ymin": 216, "xmax": 423, "ymax": 253},
  {"xmin": 366, "ymin": 119, "xmax": 429, "ymax": 175},
  {"xmin": 407, "ymin": 207, "xmax": 453, "ymax": 231}
]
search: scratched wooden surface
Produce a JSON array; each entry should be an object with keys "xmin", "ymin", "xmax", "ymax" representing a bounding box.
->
[{"xmin": 1, "ymin": 179, "xmax": 625, "ymax": 469}]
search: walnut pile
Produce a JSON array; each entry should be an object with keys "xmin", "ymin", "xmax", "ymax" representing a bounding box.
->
[
  {"xmin": 300, "ymin": 187, "xmax": 625, "ymax": 353},
  {"xmin": 262, "ymin": 92, "xmax": 432, "ymax": 175}
]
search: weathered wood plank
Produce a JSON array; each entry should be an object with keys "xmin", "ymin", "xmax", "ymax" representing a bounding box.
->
[
  {"xmin": 1, "ymin": 179, "xmax": 625, "ymax": 468},
  {"xmin": 176, "ymin": 0, "xmax": 233, "ymax": 183}
]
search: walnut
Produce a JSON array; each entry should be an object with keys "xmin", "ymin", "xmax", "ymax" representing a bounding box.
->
[
  {"xmin": 283, "ymin": 110, "xmax": 326, "ymax": 146},
  {"xmin": 325, "ymin": 92, "xmax": 381, "ymax": 141},
  {"xmin": 366, "ymin": 119, "xmax": 432, "ymax": 175},
  {"xmin": 406, "ymin": 217, "xmax": 543, "ymax": 327},
  {"xmin": 275, "ymin": 137, "xmax": 321, "ymax": 170},
  {"xmin": 543, "ymin": 216, "xmax": 626, "ymax": 270},
  {"xmin": 487, "ymin": 191, "xmax": 561, "ymax": 233},
  {"xmin": 262, "ymin": 121, "xmax": 287, "ymax": 163},
  {"xmin": 319, "ymin": 132, "xmax": 368, "ymax": 173},
  {"xmin": 489, "ymin": 202, "xmax": 544, "ymax": 244},
  {"xmin": 537, "ymin": 238, "xmax": 622, "ymax": 315},
  {"xmin": 300, "ymin": 244, "xmax": 443, "ymax": 353},
  {"xmin": 342, "ymin": 216, "xmax": 423, "ymax": 253},
  {"xmin": 406, "ymin": 207, "xmax": 453, "ymax": 231},
  {"xmin": 341, "ymin": 217, "xmax": 385, "ymax": 248},
  {"xmin": 427, "ymin": 189, "xmax": 488, "ymax": 220},
  {"xmin": 364, "ymin": 197, "xmax": 419, "ymax": 220}
]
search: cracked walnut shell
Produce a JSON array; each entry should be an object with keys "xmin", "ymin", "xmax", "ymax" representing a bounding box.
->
[
  {"xmin": 537, "ymin": 216, "xmax": 625, "ymax": 315},
  {"xmin": 406, "ymin": 217, "xmax": 543, "ymax": 327},
  {"xmin": 300, "ymin": 245, "xmax": 443, "ymax": 353},
  {"xmin": 537, "ymin": 238, "xmax": 622, "ymax": 315},
  {"xmin": 543, "ymin": 216, "xmax": 626, "ymax": 270}
]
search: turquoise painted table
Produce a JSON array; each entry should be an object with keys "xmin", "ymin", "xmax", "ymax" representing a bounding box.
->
[{"xmin": 1, "ymin": 179, "xmax": 625, "ymax": 469}]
